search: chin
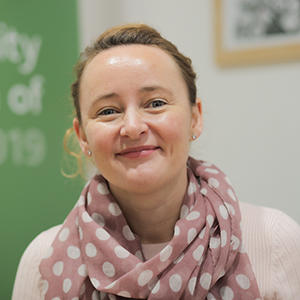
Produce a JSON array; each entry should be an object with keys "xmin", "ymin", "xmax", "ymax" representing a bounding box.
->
[
  {"xmin": 120, "ymin": 168, "xmax": 168, "ymax": 193},
  {"xmin": 123, "ymin": 179, "xmax": 164, "ymax": 195}
]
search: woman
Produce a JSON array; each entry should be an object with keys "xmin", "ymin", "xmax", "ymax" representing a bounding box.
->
[{"xmin": 13, "ymin": 24, "xmax": 300, "ymax": 300}]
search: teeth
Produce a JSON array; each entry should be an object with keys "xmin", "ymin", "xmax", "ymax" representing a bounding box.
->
[{"xmin": 118, "ymin": 146, "xmax": 159, "ymax": 155}]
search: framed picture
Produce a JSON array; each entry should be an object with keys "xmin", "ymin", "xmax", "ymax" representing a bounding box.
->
[{"xmin": 214, "ymin": 0, "xmax": 300, "ymax": 67}]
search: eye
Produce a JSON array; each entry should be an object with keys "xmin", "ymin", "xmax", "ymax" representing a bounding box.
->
[
  {"xmin": 147, "ymin": 99, "xmax": 167, "ymax": 108},
  {"xmin": 98, "ymin": 108, "xmax": 119, "ymax": 116}
]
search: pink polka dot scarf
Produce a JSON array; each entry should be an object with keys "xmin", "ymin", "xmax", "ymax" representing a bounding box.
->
[{"xmin": 40, "ymin": 157, "xmax": 261, "ymax": 299}]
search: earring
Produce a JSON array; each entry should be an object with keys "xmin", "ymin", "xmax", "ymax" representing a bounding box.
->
[
  {"xmin": 87, "ymin": 150, "xmax": 92, "ymax": 156},
  {"xmin": 192, "ymin": 135, "xmax": 197, "ymax": 140}
]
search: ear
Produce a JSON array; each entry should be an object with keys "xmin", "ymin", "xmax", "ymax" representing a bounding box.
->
[
  {"xmin": 73, "ymin": 118, "xmax": 89, "ymax": 155},
  {"xmin": 190, "ymin": 98, "xmax": 203, "ymax": 140}
]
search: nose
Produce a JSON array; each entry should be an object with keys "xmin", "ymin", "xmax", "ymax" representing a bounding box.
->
[{"xmin": 120, "ymin": 108, "xmax": 148, "ymax": 139}]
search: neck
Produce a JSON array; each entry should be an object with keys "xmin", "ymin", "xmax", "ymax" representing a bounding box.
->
[{"xmin": 109, "ymin": 169, "xmax": 188, "ymax": 244}]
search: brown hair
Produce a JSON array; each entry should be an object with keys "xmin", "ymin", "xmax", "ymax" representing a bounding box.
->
[{"xmin": 71, "ymin": 23, "xmax": 197, "ymax": 124}]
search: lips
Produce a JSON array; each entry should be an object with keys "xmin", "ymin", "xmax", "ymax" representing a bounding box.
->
[{"xmin": 117, "ymin": 145, "xmax": 160, "ymax": 158}]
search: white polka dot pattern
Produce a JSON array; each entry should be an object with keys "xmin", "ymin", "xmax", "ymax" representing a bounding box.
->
[
  {"xmin": 202, "ymin": 161, "xmax": 212, "ymax": 167},
  {"xmin": 97, "ymin": 182, "xmax": 109, "ymax": 195},
  {"xmin": 39, "ymin": 158, "xmax": 261, "ymax": 300},
  {"xmin": 200, "ymin": 272, "xmax": 212, "ymax": 290},
  {"xmin": 187, "ymin": 227, "xmax": 197, "ymax": 243},
  {"xmin": 200, "ymin": 188, "xmax": 207, "ymax": 195},
  {"xmin": 122, "ymin": 225, "xmax": 135, "ymax": 241},
  {"xmin": 137, "ymin": 270, "xmax": 153, "ymax": 286},
  {"xmin": 92, "ymin": 290, "xmax": 99, "ymax": 300},
  {"xmin": 102, "ymin": 261, "xmax": 115, "ymax": 278},
  {"xmin": 208, "ymin": 177, "xmax": 219, "ymax": 188},
  {"xmin": 91, "ymin": 213, "xmax": 105, "ymax": 226},
  {"xmin": 231, "ymin": 235, "xmax": 240, "ymax": 251},
  {"xmin": 206, "ymin": 214, "xmax": 214, "ymax": 227},
  {"xmin": 90, "ymin": 277, "xmax": 100, "ymax": 288},
  {"xmin": 105, "ymin": 281, "xmax": 116, "ymax": 289},
  {"xmin": 169, "ymin": 274, "xmax": 182, "ymax": 292},
  {"xmin": 79, "ymin": 283, "xmax": 86, "ymax": 295},
  {"xmin": 52, "ymin": 261, "xmax": 64, "ymax": 276},
  {"xmin": 118, "ymin": 290, "xmax": 131, "ymax": 297},
  {"xmin": 221, "ymin": 230, "xmax": 227, "ymax": 247},
  {"xmin": 227, "ymin": 188, "xmax": 237, "ymax": 202},
  {"xmin": 63, "ymin": 278, "xmax": 72, "ymax": 293},
  {"xmin": 210, "ymin": 237, "xmax": 221, "ymax": 249},
  {"xmin": 192, "ymin": 245, "xmax": 204, "ymax": 262},
  {"xmin": 187, "ymin": 182, "xmax": 197, "ymax": 195},
  {"xmin": 96, "ymin": 228, "xmax": 110, "ymax": 241},
  {"xmin": 160, "ymin": 245, "xmax": 173, "ymax": 262},
  {"xmin": 87, "ymin": 192, "xmax": 92, "ymax": 205},
  {"xmin": 67, "ymin": 246, "xmax": 80, "ymax": 259},
  {"xmin": 219, "ymin": 205, "xmax": 229, "ymax": 220},
  {"xmin": 198, "ymin": 228, "xmax": 206, "ymax": 239},
  {"xmin": 135, "ymin": 250, "xmax": 143, "ymax": 261},
  {"xmin": 151, "ymin": 280, "xmax": 160, "ymax": 294},
  {"xmin": 77, "ymin": 195, "xmax": 84, "ymax": 206},
  {"xmin": 186, "ymin": 211, "xmax": 200, "ymax": 221},
  {"xmin": 114, "ymin": 245, "xmax": 130, "ymax": 259},
  {"xmin": 220, "ymin": 286, "xmax": 234, "ymax": 300},
  {"xmin": 236, "ymin": 274, "xmax": 250, "ymax": 289},
  {"xmin": 78, "ymin": 226, "xmax": 83, "ymax": 240},
  {"xmin": 205, "ymin": 168, "xmax": 219, "ymax": 174},
  {"xmin": 180, "ymin": 204, "xmax": 189, "ymax": 218},
  {"xmin": 188, "ymin": 276, "xmax": 196, "ymax": 295},
  {"xmin": 224, "ymin": 202, "xmax": 235, "ymax": 216},
  {"xmin": 78, "ymin": 264, "xmax": 87, "ymax": 277},
  {"xmin": 174, "ymin": 225, "xmax": 180, "ymax": 236},
  {"xmin": 207, "ymin": 292, "xmax": 216, "ymax": 300},
  {"xmin": 218, "ymin": 269, "xmax": 226, "ymax": 280},
  {"xmin": 108, "ymin": 203, "xmax": 121, "ymax": 216},
  {"xmin": 81, "ymin": 211, "xmax": 92, "ymax": 223},
  {"xmin": 85, "ymin": 243, "xmax": 97, "ymax": 257},
  {"xmin": 59, "ymin": 228, "xmax": 70, "ymax": 242}
]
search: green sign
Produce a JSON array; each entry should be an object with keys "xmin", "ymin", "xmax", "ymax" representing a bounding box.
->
[{"xmin": 0, "ymin": 1, "xmax": 81, "ymax": 298}]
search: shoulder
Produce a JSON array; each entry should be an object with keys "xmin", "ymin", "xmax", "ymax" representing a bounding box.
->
[
  {"xmin": 30, "ymin": 225, "xmax": 62, "ymax": 248},
  {"xmin": 240, "ymin": 201, "xmax": 299, "ymax": 225},
  {"xmin": 21, "ymin": 224, "xmax": 62, "ymax": 263},
  {"xmin": 239, "ymin": 202, "xmax": 300, "ymax": 299},
  {"xmin": 240, "ymin": 201, "xmax": 300, "ymax": 248},
  {"xmin": 12, "ymin": 225, "xmax": 62, "ymax": 300}
]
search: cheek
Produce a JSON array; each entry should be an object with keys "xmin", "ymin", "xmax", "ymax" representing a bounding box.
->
[
  {"xmin": 86, "ymin": 123, "xmax": 115, "ymax": 156},
  {"xmin": 155, "ymin": 112, "xmax": 191, "ymax": 147}
]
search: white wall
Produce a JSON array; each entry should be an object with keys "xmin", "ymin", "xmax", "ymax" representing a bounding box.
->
[{"xmin": 77, "ymin": 0, "xmax": 300, "ymax": 223}]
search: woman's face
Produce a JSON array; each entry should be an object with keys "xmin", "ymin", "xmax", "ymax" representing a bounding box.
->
[{"xmin": 74, "ymin": 45, "xmax": 202, "ymax": 194}]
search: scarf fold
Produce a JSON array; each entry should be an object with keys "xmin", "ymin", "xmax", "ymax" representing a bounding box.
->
[{"xmin": 40, "ymin": 157, "xmax": 261, "ymax": 299}]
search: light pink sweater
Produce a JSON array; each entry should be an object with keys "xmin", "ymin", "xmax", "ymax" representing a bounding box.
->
[{"xmin": 12, "ymin": 202, "xmax": 300, "ymax": 299}]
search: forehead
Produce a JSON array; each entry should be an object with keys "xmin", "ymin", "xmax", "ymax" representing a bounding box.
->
[{"xmin": 80, "ymin": 44, "xmax": 185, "ymax": 89}]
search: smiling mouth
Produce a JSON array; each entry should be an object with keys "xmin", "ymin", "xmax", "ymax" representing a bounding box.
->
[{"xmin": 117, "ymin": 146, "xmax": 160, "ymax": 158}]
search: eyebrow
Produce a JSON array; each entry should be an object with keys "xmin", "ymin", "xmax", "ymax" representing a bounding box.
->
[
  {"xmin": 139, "ymin": 86, "xmax": 172, "ymax": 94},
  {"xmin": 91, "ymin": 85, "xmax": 172, "ymax": 105}
]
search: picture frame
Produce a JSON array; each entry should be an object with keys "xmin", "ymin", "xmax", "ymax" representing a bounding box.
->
[{"xmin": 214, "ymin": 0, "xmax": 300, "ymax": 67}]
